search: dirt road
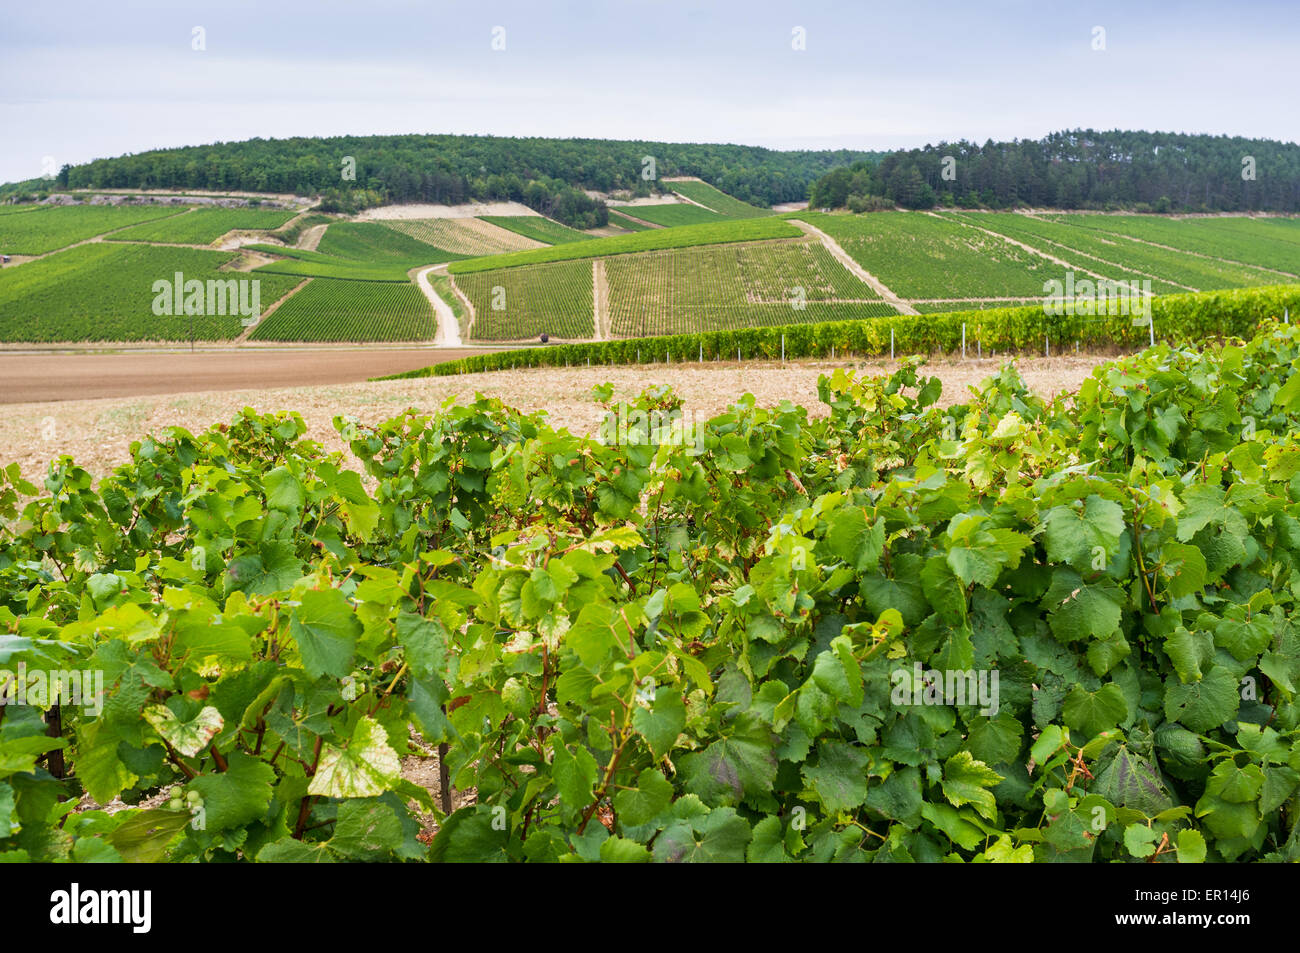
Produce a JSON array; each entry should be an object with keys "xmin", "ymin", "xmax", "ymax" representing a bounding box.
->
[
  {"xmin": 415, "ymin": 267, "xmax": 463, "ymax": 347},
  {"xmin": 0, "ymin": 347, "xmax": 492, "ymax": 404}
]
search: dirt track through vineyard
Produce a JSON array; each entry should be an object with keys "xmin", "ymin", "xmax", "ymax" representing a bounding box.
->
[{"xmin": 415, "ymin": 267, "xmax": 464, "ymax": 347}]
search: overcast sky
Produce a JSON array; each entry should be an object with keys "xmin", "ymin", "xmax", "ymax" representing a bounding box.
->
[{"xmin": 1, "ymin": 0, "xmax": 1296, "ymax": 184}]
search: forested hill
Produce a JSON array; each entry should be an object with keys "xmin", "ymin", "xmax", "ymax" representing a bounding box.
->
[
  {"xmin": 16, "ymin": 129, "xmax": 1299, "ymax": 220},
  {"xmin": 13, "ymin": 134, "xmax": 878, "ymax": 221},
  {"xmin": 809, "ymin": 130, "xmax": 1300, "ymax": 213}
]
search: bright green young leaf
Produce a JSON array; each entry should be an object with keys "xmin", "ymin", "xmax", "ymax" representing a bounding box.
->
[{"xmin": 941, "ymin": 752, "xmax": 1003, "ymax": 821}]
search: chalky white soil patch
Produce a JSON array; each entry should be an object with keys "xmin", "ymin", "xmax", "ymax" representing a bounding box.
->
[{"xmin": 357, "ymin": 202, "xmax": 538, "ymax": 220}]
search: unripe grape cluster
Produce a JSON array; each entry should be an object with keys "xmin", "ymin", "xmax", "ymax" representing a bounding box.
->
[{"xmin": 165, "ymin": 786, "xmax": 203, "ymax": 813}]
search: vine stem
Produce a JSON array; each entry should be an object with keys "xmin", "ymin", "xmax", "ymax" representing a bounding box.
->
[
  {"xmin": 1130, "ymin": 493, "xmax": 1159, "ymax": 610},
  {"xmin": 613, "ymin": 561, "xmax": 637, "ymax": 595},
  {"xmin": 293, "ymin": 796, "xmax": 316, "ymax": 840},
  {"xmin": 45, "ymin": 705, "xmax": 65, "ymax": 779},
  {"xmin": 577, "ymin": 701, "xmax": 635, "ymax": 835},
  {"xmin": 163, "ymin": 744, "xmax": 198, "ymax": 780},
  {"xmin": 438, "ymin": 740, "xmax": 452, "ymax": 815},
  {"xmin": 647, "ymin": 482, "xmax": 667, "ymax": 589},
  {"xmin": 369, "ymin": 662, "xmax": 409, "ymax": 715},
  {"xmin": 293, "ymin": 735, "xmax": 324, "ymax": 839}
]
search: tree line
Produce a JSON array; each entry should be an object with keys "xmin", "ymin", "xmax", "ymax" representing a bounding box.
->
[
  {"xmin": 6, "ymin": 134, "xmax": 876, "ymax": 227},
  {"xmin": 11, "ymin": 129, "xmax": 1296, "ymax": 223},
  {"xmin": 808, "ymin": 130, "xmax": 1300, "ymax": 213}
]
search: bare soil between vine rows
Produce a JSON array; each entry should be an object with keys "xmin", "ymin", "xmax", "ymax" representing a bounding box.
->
[{"xmin": 1, "ymin": 353, "xmax": 1108, "ymax": 481}]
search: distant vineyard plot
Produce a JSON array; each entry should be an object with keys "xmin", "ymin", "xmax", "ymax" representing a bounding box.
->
[
  {"xmin": 381, "ymin": 218, "xmax": 544, "ymax": 256},
  {"xmin": 250, "ymin": 252, "xmax": 425, "ymax": 282},
  {"xmin": 316, "ymin": 222, "xmax": 452, "ymax": 261},
  {"xmin": 799, "ymin": 211, "xmax": 1063, "ymax": 299},
  {"xmin": 451, "ymin": 238, "xmax": 890, "ymax": 342},
  {"xmin": 7, "ymin": 197, "xmax": 1300, "ymax": 347},
  {"xmin": 249, "ymin": 278, "xmax": 435, "ymax": 342},
  {"xmin": 249, "ymin": 243, "xmax": 460, "ymax": 281},
  {"xmin": 247, "ymin": 221, "xmax": 465, "ymax": 282},
  {"xmin": 1044, "ymin": 214, "xmax": 1300, "ymax": 277},
  {"xmin": 456, "ymin": 260, "xmax": 594, "ymax": 340},
  {"xmin": 0, "ymin": 204, "xmax": 183, "ymax": 255},
  {"xmin": 950, "ymin": 212, "xmax": 1282, "ymax": 293},
  {"xmin": 621, "ymin": 203, "xmax": 724, "ymax": 227},
  {"xmin": 0, "ymin": 244, "xmax": 300, "ymax": 342},
  {"xmin": 606, "ymin": 209, "xmax": 653, "ymax": 231},
  {"xmin": 107, "ymin": 207, "xmax": 297, "ymax": 245},
  {"xmin": 605, "ymin": 240, "xmax": 890, "ymax": 337},
  {"xmin": 1195, "ymin": 216, "xmax": 1300, "ymax": 247},
  {"xmin": 478, "ymin": 216, "xmax": 593, "ymax": 245},
  {"xmin": 667, "ymin": 179, "xmax": 773, "ymax": 218},
  {"xmin": 448, "ymin": 218, "xmax": 804, "ymax": 273}
]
